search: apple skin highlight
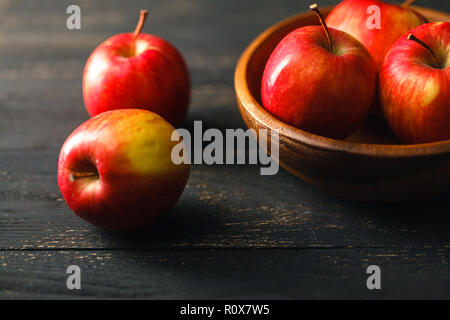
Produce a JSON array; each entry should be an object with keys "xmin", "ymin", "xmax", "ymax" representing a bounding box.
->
[
  {"xmin": 379, "ymin": 22, "xmax": 450, "ymax": 144},
  {"xmin": 57, "ymin": 109, "xmax": 190, "ymax": 231}
]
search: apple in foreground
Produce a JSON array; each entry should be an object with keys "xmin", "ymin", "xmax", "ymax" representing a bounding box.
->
[
  {"xmin": 83, "ymin": 10, "xmax": 190, "ymax": 127},
  {"xmin": 325, "ymin": 0, "xmax": 427, "ymax": 69},
  {"xmin": 57, "ymin": 109, "xmax": 190, "ymax": 231},
  {"xmin": 261, "ymin": 4, "xmax": 377, "ymax": 139},
  {"xmin": 379, "ymin": 22, "xmax": 450, "ymax": 144}
]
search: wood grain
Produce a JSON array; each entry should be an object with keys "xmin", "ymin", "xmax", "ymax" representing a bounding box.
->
[
  {"xmin": 1, "ymin": 149, "xmax": 450, "ymax": 252},
  {"xmin": 0, "ymin": 0, "xmax": 449, "ymax": 299},
  {"xmin": 1, "ymin": 248, "xmax": 450, "ymax": 299}
]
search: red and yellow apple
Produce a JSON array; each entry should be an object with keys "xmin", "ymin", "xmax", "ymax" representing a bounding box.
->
[
  {"xmin": 379, "ymin": 22, "xmax": 450, "ymax": 144},
  {"xmin": 83, "ymin": 10, "xmax": 190, "ymax": 127},
  {"xmin": 57, "ymin": 109, "xmax": 190, "ymax": 231},
  {"xmin": 325, "ymin": 0, "xmax": 427, "ymax": 70},
  {"xmin": 261, "ymin": 4, "xmax": 377, "ymax": 139}
]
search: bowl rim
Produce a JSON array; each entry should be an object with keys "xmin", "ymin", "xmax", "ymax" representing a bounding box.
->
[{"xmin": 234, "ymin": 5, "xmax": 450, "ymax": 158}]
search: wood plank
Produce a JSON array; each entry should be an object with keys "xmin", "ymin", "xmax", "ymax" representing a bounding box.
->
[
  {"xmin": 0, "ymin": 150, "xmax": 448, "ymax": 250},
  {"xmin": 0, "ymin": 0, "xmax": 449, "ymax": 299},
  {"xmin": 0, "ymin": 0, "xmax": 448, "ymax": 249},
  {"xmin": 0, "ymin": 0, "xmax": 447, "ymax": 150},
  {"xmin": 1, "ymin": 248, "xmax": 449, "ymax": 299},
  {"xmin": 0, "ymin": 79, "xmax": 240, "ymax": 148}
]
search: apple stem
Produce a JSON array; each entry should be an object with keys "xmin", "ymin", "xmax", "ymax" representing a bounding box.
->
[
  {"xmin": 401, "ymin": 0, "xmax": 415, "ymax": 8},
  {"xmin": 407, "ymin": 34, "xmax": 440, "ymax": 68},
  {"xmin": 310, "ymin": 4, "xmax": 333, "ymax": 53},
  {"xmin": 131, "ymin": 10, "xmax": 149, "ymax": 55}
]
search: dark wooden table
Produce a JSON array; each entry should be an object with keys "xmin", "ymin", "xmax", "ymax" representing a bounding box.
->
[{"xmin": 0, "ymin": 0, "xmax": 449, "ymax": 299}]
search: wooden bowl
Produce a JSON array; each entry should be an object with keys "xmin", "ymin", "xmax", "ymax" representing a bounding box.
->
[{"xmin": 235, "ymin": 6, "xmax": 450, "ymax": 202}]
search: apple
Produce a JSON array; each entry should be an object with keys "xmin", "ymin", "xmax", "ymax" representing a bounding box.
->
[
  {"xmin": 83, "ymin": 10, "xmax": 190, "ymax": 127},
  {"xmin": 261, "ymin": 4, "xmax": 377, "ymax": 139},
  {"xmin": 57, "ymin": 109, "xmax": 190, "ymax": 231},
  {"xmin": 379, "ymin": 22, "xmax": 450, "ymax": 144},
  {"xmin": 325, "ymin": 0, "xmax": 427, "ymax": 70}
]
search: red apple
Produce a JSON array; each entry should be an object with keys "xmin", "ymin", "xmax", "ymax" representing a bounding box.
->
[
  {"xmin": 261, "ymin": 4, "xmax": 377, "ymax": 139},
  {"xmin": 325, "ymin": 0, "xmax": 427, "ymax": 70},
  {"xmin": 379, "ymin": 22, "xmax": 450, "ymax": 144},
  {"xmin": 57, "ymin": 109, "xmax": 190, "ymax": 231},
  {"xmin": 83, "ymin": 10, "xmax": 190, "ymax": 127}
]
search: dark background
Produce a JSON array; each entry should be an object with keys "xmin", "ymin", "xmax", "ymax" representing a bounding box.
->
[{"xmin": 0, "ymin": 0, "xmax": 449, "ymax": 299}]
